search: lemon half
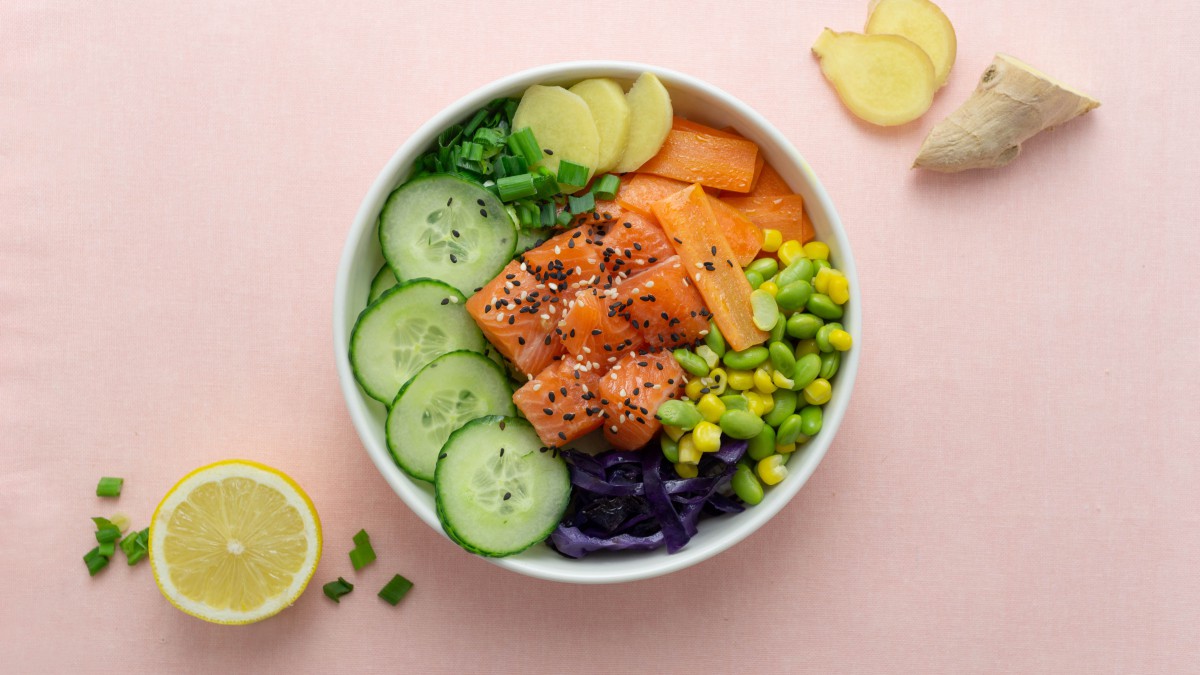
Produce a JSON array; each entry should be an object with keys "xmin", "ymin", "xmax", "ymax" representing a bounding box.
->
[{"xmin": 150, "ymin": 460, "xmax": 322, "ymax": 625}]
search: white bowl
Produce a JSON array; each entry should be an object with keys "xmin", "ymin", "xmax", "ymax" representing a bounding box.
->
[{"xmin": 334, "ymin": 61, "xmax": 860, "ymax": 584}]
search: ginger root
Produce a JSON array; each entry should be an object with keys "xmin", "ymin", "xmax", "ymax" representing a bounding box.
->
[
  {"xmin": 812, "ymin": 29, "xmax": 937, "ymax": 127},
  {"xmin": 866, "ymin": 0, "xmax": 957, "ymax": 88},
  {"xmin": 914, "ymin": 54, "xmax": 1100, "ymax": 172}
]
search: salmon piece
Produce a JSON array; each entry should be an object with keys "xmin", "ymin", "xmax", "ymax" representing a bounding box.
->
[
  {"xmin": 612, "ymin": 256, "xmax": 711, "ymax": 349},
  {"xmin": 465, "ymin": 260, "xmax": 562, "ymax": 377},
  {"xmin": 556, "ymin": 288, "xmax": 646, "ymax": 372},
  {"xmin": 598, "ymin": 350, "xmax": 686, "ymax": 450},
  {"xmin": 512, "ymin": 359, "xmax": 604, "ymax": 447},
  {"xmin": 595, "ymin": 211, "xmax": 676, "ymax": 285},
  {"xmin": 520, "ymin": 225, "xmax": 607, "ymax": 294}
]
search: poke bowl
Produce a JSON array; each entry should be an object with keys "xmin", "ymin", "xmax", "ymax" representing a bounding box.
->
[{"xmin": 333, "ymin": 61, "xmax": 860, "ymax": 584}]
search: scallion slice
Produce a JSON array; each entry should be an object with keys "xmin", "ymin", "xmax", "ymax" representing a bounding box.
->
[
  {"xmin": 121, "ymin": 527, "xmax": 149, "ymax": 565},
  {"xmin": 84, "ymin": 547, "xmax": 109, "ymax": 576},
  {"xmin": 539, "ymin": 202, "xmax": 557, "ymax": 227},
  {"xmin": 96, "ymin": 477, "xmax": 123, "ymax": 498},
  {"xmin": 556, "ymin": 161, "xmax": 589, "ymax": 188},
  {"xmin": 98, "ymin": 541, "xmax": 116, "ymax": 557},
  {"xmin": 323, "ymin": 577, "xmax": 355, "ymax": 603},
  {"xmin": 556, "ymin": 210, "xmax": 574, "ymax": 227},
  {"xmin": 378, "ymin": 574, "xmax": 414, "ymax": 606},
  {"xmin": 93, "ymin": 517, "xmax": 121, "ymax": 544},
  {"xmin": 349, "ymin": 529, "xmax": 376, "ymax": 571},
  {"xmin": 462, "ymin": 108, "xmax": 489, "ymax": 137},
  {"xmin": 506, "ymin": 127, "xmax": 541, "ymax": 166},
  {"xmin": 497, "ymin": 174, "xmax": 537, "ymax": 202},
  {"xmin": 568, "ymin": 192, "xmax": 595, "ymax": 215},
  {"xmin": 592, "ymin": 174, "xmax": 621, "ymax": 200}
]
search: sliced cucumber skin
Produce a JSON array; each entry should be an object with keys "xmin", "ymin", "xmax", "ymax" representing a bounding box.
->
[
  {"xmin": 349, "ymin": 279, "xmax": 485, "ymax": 405},
  {"xmin": 434, "ymin": 416, "xmax": 569, "ymax": 558},
  {"xmin": 379, "ymin": 175, "xmax": 516, "ymax": 296},
  {"xmin": 368, "ymin": 264, "xmax": 399, "ymax": 304},
  {"xmin": 387, "ymin": 351, "xmax": 516, "ymax": 482}
]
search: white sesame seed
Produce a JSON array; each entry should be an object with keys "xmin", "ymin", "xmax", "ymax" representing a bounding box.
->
[
  {"xmin": 540, "ymin": 313, "xmax": 550, "ymax": 321},
  {"xmin": 554, "ymin": 245, "xmax": 561, "ymax": 254},
  {"xmin": 532, "ymin": 382, "xmax": 543, "ymax": 391},
  {"xmin": 449, "ymin": 296, "xmax": 459, "ymax": 303},
  {"xmin": 610, "ymin": 425, "xmax": 619, "ymax": 433},
  {"xmin": 645, "ymin": 281, "xmax": 655, "ymax": 288},
  {"xmin": 495, "ymin": 313, "xmax": 505, "ymax": 322}
]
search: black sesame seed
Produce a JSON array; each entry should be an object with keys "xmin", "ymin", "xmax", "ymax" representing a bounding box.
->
[
  {"xmin": 452, "ymin": 229, "xmax": 460, "ymax": 238},
  {"xmin": 563, "ymin": 413, "xmax": 576, "ymax": 421},
  {"xmin": 548, "ymin": 392, "xmax": 556, "ymax": 402},
  {"xmin": 673, "ymin": 237, "xmax": 683, "ymax": 244},
  {"xmin": 450, "ymin": 254, "xmax": 458, "ymax": 263},
  {"xmin": 440, "ymin": 298, "xmax": 449, "ymax": 305},
  {"xmin": 544, "ymin": 149, "xmax": 554, "ymax": 155},
  {"xmin": 711, "ymin": 245, "xmax": 717, "ymax": 255},
  {"xmin": 503, "ymin": 492, "xmax": 512, "ymax": 500},
  {"xmin": 480, "ymin": 209, "xmax": 488, "ymax": 217},
  {"xmin": 477, "ymin": 199, "xmax": 485, "ymax": 206},
  {"xmin": 543, "ymin": 408, "xmax": 554, "ymax": 416}
]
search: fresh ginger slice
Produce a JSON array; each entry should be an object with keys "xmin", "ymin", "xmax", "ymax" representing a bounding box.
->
[
  {"xmin": 914, "ymin": 54, "xmax": 1100, "ymax": 172},
  {"xmin": 569, "ymin": 78, "xmax": 631, "ymax": 174},
  {"xmin": 866, "ymin": 0, "xmax": 957, "ymax": 87},
  {"xmin": 613, "ymin": 73, "xmax": 673, "ymax": 173},
  {"xmin": 512, "ymin": 85, "xmax": 600, "ymax": 183},
  {"xmin": 812, "ymin": 29, "xmax": 937, "ymax": 127}
]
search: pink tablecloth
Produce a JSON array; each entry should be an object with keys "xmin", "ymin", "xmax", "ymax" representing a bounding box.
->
[{"xmin": 3, "ymin": 2, "xmax": 1198, "ymax": 672}]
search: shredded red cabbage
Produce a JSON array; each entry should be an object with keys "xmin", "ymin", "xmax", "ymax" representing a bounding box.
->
[{"xmin": 549, "ymin": 439, "xmax": 748, "ymax": 558}]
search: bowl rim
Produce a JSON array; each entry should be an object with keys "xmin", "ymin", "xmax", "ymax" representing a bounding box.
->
[{"xmin": 333, "ymin": 60, "xmax": 860, "ymax": 584}]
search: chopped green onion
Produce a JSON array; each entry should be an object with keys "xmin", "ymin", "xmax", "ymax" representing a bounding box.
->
[
  {"xmin": 592, "ymin": 174, "xmax": 621, "ymax": 200},
  {"xmin": 495, "ymin": 155, "xmax": 528, "ymax": 179},
  {"xmin": 568, "ymin": 192, "xmax": 595, "ymax": 215},
  {"xmin": 532, "ymin": 174, "xmax": 558, "ymax": 200},
  {"xmin": 462, "ymin": 108, "xmax": 489, "ymax": 137},
  {"xmin": 323, "ymin": 577, "xmax": 354, "ymax": 603},
  {"xmin": 378, "ymin": 574, "xmax": 414, "ymax": 606},
  {"xmin": 497, "ymin": 174, "xmax": 537, "ymax": 202},
  {"xmin": 96, "ymin": 477, "xmax": 123, "ymax": 498},
  {"xmin": 98, "ymin": 541, "xmax": 116, "ymax": 557},
  {"xmin": 460, "ymin": 141, "xmax": 484, "ymax": 163},
  {"xmin": 503, "ymin": 99, "xmax": 519, "ymax": 124},
  {"xmin": 92, "ymin": 517, "xmax": 121, "ymax": 544},
  {"xmin": 556, "ymin": 161, "xmax": 590, "ymax": 188},
  {"xmin": 437, "ymin": 124, "xmax": 463, "ymax": 148},
  {"xmin": 84, "ymin": 547, "xmax": 109, "ymax": 576},
  {"xmin": 556, "ymin": 210, "xmax": 574, "ymax": 227},
  {"xmin": 120, "ymin": 527, "xmax": 149, "ymax": 565},
  {"xmin": 539, "ymin": 202, "xmax": 557, "ymax": 227},
  {"xmin": 472, "ymin": 126, "xmax": 506, "ymax": 149},
  {"xmin": 506, "ymin": 127, "xmax": 541, "ymax": 166},
  {"xmin": 349, "ymin": 529, "xmax": 376, "ymax": 571}
]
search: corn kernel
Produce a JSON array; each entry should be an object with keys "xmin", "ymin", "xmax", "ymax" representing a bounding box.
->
[
  {"xmin": 777, "ymin": 240, "xmax": 805, "ymax": 267},
  {"xmin": 675, "ymin": 462, "xmax": 699, "ymax": 478},
  {"xmin": 677, "ymin": 434, "xmax": 700, "ymax": 464},
  {"xmin": 803, "ymin": 241, "xmax": 830, "ymax": 261},
  {"xmin": 753, "ymin": 367, "xmax": 777, "ymax": 393},
  {"xmin": 827, "ymin": 274, "xmax": 850, "ymax": 305},
  {"xmin": 813, "ymin": 266, "xmax": 837, "ymax": 294},
  {"xmin": 692, "ymin": 421, "xmax": 723, "ymax": 453},
  {"xmin": 776, "ymin": 442, "xmax": 797, "ymax": 454},
  {"xmin": 756, "ymin": 455, "xmax": 789, "ymax": 485},
  {"xmin": 696, "ymin": 393, "xmax": 727, "ymax": 424},
  {"xmin": 761, "ymin": 228, "xmax": 783, "ymax": 253},
  {"xmin": 684, "ymin": 378, "xmax": 705, "ymax": 400},
  {"xmin": 772, "ymin": 370, "xmax": 795, "ymax": 389},
  {"xmin": 663, "ymin": 424, "xmax": 686, "ymax": 442},
  {"xmin": 744, "ymin": 390, "xmax": 775, "ymax": 416},
  {"xmin": 703, "ymin": 368, "xmax": 728, "ymax": 396},
  {"xmin": 803, "ymin": 378, "xmax": 832, "ymax": 405},
  {"xmin": 695, "ymin": 345, "xmax": 720, "ymax": 369},
  {"xmin": 829, "ymin": 329, "xmax": 853, "ymax": 351},
  {"xmin": 727, "ymin": 369, "xmax": 755, "ymax": 391},
  {"xmin": 758, "ymin": 280, "xmax": 779, "ymax": 298}
]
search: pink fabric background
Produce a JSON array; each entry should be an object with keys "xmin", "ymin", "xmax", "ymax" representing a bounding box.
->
[{"xmin": 3, "ymin": 1, "xmax": 1198, "ymax": 672}]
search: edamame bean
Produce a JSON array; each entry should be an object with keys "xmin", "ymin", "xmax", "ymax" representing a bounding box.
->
[
  {"xmin": 745, "ymin": 270, "xmax": 764, "ymax": 289},
  {"xmin": 778, "ymin": 258, "xmax": 815, "ymax": 286},
  {"xmin": 672, "ymin": 348, "xmax": 710, "ymax": 377},
  {"xmin": 703, "ymin": 319, "xmax": 726, "ymax": 357},
  {"xmin": 722, "ymin": 345, "xmax": 770, "ymax": 370},
  {"xmin": 812, "ymin": 259, "xmax": 832, "ymax": 273},
  {"xmin": 815, "ymin": 322, "xmax": 844, "ymax": 352},
  {"xmin": 750, "ymin": 290, "xmax": 780, "ymax": 331},
  {"xmin": 746, "ymin": 258, "xmax": 779, "ymax": 279},
  {"xmin": 718, "ymin": 409, "xmax": 765, "ymax": 440},
  {"xmin": 656, "ymin": 399, "xmax": 703, "ymax": 429},
  {"xmin": 763, "ymin": 389, "xmax": 798, "ymax": 427},
  {"xmin": 769, "ymin": 315, "xmax": 787, "ymax": 343},
  {"xmin": 806, "ymin": 293, "xmax": 844, "ymax": 320},
  {"xmin": 719, "ymin": 394, "xmax": 749, "ymax": 411},
  {"xmin": 794, "ymin": 339, "xmax": 820, "ymax": 358},
  {"xmin": 786, "ymin": 313, "xmax": 824, "ymax": 339},
  {"xmin": 660, "ymin": 435, "xmax": 680, "ymax": 463},
  {"xmin": 768, "ymin": 342, "xmax": 796, "ymax": 378},
  {"xmin": 747, "ymin": 424, "xmax": 777, "ymax": 461},
  {"xmin": 791, "ymin": 353, "xmax": 822, "ymax": 390},
  {"xmin": 776, "ymin": 414, "xmax": 805, "ymax": 445},
  {"xmin": 775, "ymin": 280, "xmax": 813, "ymax": 311},
  {"xmin": 732, "ymin": 463, "xmax": 764, "ymax": 505},
  {"xmin": 819, "ymin": 351, "xmax": 841, "ymax": 379},
  {"xmin": 799, "ymin": 405, "xmax": 823, "ymax": 436}
]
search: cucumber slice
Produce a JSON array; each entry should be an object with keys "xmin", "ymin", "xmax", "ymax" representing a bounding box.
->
[
  {"xmin": 349, "ymin": 279, "xmax": 485, "ymax": 405},
  {"xmin": 380, "ymin": 175, "xmax": 516, "ymax": 295},
  {"xmin": 435, "ymin": 416, "xmax": 569, "ymax": 557},
  {"xmin": 387, "ymin": 351, "xmax": 516, "ymax": 482},
  {"xmin": 514, "ymin": 227, "xmax": 553, "ymax": 256},
  {"xmin": 368, "ymin": 264, "xmax": 398, "ymax": 304}
]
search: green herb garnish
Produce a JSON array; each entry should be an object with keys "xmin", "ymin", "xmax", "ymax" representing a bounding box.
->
[
  {"xmin": 349, "ymin": 529, "xmax": 376, "ymax": 571},
  {"xmin": 96, "ymin": 477, "xmax": 124, "ymax": 498},
  {"xmin": 323, "ymin": 577, "xmax": 355, "ymax": 603},
  {"xmin": 378, "ymin": 574, "xmax": 414, "ymax": 606}
]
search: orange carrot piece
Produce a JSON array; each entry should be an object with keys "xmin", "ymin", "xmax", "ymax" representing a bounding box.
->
[
  {"xmin": 709, "ymin": 197, "xmax": 761, "ymax": 266},
  {"xmin": 615, "ymin": 174, "xmax": 692, "ymax": 218},
  {"xmin": 673, "ymin": 117, "xmax": 741, "ymax": 139},
  {"xmin": 651, "ymin": 184, "xmax": 768, "ymax": 351},
  {"xmin": 637, "ymin": 129, "xmax": 760, "ymax": 193},
  {"xmin": 734, "ymin": 194, "xmax": 814, "ymax": 245},
  {"xmin": 721, "ymin": 161, "xmax": 791, "ymax": 211}
]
